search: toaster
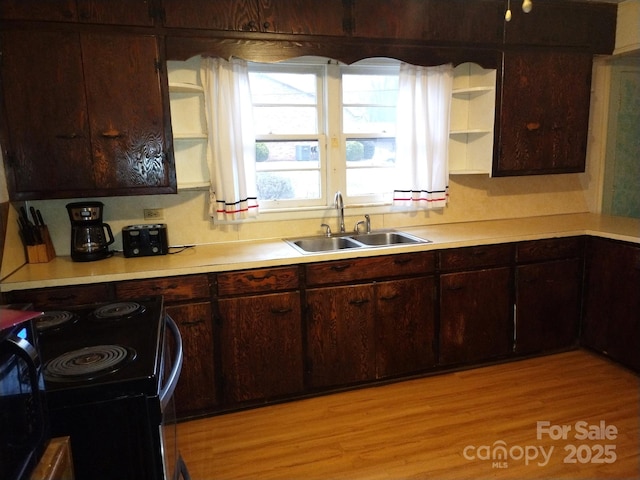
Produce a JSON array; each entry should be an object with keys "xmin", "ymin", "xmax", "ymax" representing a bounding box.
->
[{"xmin": 122, "ymin": 224, "xmax": 168, "ymax": 258}]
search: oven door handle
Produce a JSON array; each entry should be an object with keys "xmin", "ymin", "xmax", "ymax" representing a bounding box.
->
[
  {"xmin": 7, "ymin": 335, "xmax": 47, "ymax": 444},
  {"xmin": 160, "ymin": 315, "xmax": 183, "ymax": 410}
]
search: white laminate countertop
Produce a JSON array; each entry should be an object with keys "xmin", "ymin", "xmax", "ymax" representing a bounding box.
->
[{"xmin": 2, "ymin": 213, "xmax": 639, "ymax": 292}]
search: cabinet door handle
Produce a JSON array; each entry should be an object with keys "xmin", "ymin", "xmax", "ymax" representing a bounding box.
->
[
  {"xmin": 181, "ymin": 319, "xmax": 204, "ymax": 326},
  {"xmin": 379, "ymin": 293, "xmax": 399, "ymax": 301},
  {"xmin": 263, "ymin": 21, "xmax": 271, "ymax": 30},
  {"xmin": 349, "ymin": 298, "xmax": 370, "ymax": 306},
  {"xmin": 270, "ymin": 307, "xmax": 292, "ymax": 315},
  {"xmin": 526, "ymin": 122, "xmax": 541, "ymax": 131},
  {"xmin": 101, "ymin": 129, "xmax": 122, "ymax": 138},
  {"xmin": 446, "ymin": 284, "xmax": 465, "ymax": 291}
]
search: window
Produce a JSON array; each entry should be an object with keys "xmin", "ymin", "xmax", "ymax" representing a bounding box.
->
[{"xmin": 248, "ymin": 58, "xmax": 401, "ymax": 211}]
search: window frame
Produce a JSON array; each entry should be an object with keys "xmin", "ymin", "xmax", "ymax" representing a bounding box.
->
[{"xmin": 248, "ymin": 57, "xmax": 402, "ymax": 213}]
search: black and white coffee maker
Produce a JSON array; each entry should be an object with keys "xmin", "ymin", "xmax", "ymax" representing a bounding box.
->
[{"xmin": 66, "ymin": 201, "xmax": 114, "ymax": 262}]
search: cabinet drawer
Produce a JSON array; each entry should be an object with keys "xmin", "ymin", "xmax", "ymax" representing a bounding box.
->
[
  {"xmin": 115, "ymin": 275, "xmax": 210, "ymax": 302},
  {"xmin": 516, "ymin": 236, "xmax": 584, "ymax": 263},
  {"xmin": 217, "ymin": 266, "xmax": 299, "ymax": 296},
  {"xmin": 305, "ymin": 252, "xmax": 435, "ymax": 286},
  {"xmin": 6, "ymin": 284, "xmax": 111, "ymax": 309},
  {"xmin": 439, "ymin": 244, "xmax": 514, "ymax": 271}
]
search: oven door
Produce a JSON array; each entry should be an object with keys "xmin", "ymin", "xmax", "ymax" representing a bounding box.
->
[
  {"xmin": 0, "ymin": 324, "xmax": 49, "ymax": 480},
  {"xmin": 158, "ymin": 315, "xmax": 189, "ymax": 480}
]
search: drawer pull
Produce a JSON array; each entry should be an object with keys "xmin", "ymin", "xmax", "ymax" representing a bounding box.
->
[
  {"xmin": 247, "ymin": 273, "xmax": 273, "ymax": 281},
  {"xmin": 152, "ymin": 284, "xmax": 178, "ymax": 291},
  {"xmin": 393, "ymin": 258, "xmax": 411, "ymax": 265},
  {"xmin": 330, "ymin": 264, "xmax": 351, "ymax": 272},
  {"xmin": 349, "ymin": 298, "xmax": 370, "ymax": 306},
  {"xmin": 270, "ymin": 307, "xmax": 292, "ymax": 315},
  {"xmin": 446, "ymin": 284, "xmax": 465, "ymax": 291}
]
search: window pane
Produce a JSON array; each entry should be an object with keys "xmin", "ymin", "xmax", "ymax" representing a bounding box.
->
[
  {"xmin": 249, "ymin": 72, "xmax": 317, "ymax": 105},
  {"xmin": 255, "ymin": 140, "xmax": 319, "ymax": 165},
  {"xmin": 343, "ymin": 106, "xmax": 396, "ymax": 134},
  {"xmin": 342, "ymin": 74, "xmax": 398, "ymax": 105},
  {"xmin": 254, "ymin": 106, "xmax": 318, "ymax": 134},
  {"xmin": 347, "ymin": 167, "xmax": 395, "ymax": 197},
  {"xmin": 345, "ymin": 138, "xmax": 396, "ymax": 197},
  {"xmin": 257, "ymin": 171, "xmax": 320, "ymax": 201},
  {"xmin": 345, "ymin": 138, "xmax": 395, "ymax": 163}
]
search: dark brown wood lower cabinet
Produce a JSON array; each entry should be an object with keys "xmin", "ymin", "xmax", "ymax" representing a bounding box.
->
[
  {"xmin": 439, "ymin": 267, "xmax": 512, "ymax": 366},
  {"xmin": 306, "ymin": 276, "xmax": 437, "ymax": 389},
  {"xmin": 306, "ymin": 284, "xmax": 376, "ymax": 389},
  {"xmin": 582, "ymin": 238, "xmax": 640, "ymax": 372},
  {"xmin": 218, "ymin": 292, "xmax": 304, "ymax": 404},
  {"xmin": 375, "ymin": 276, "xmax": 436, "ymax": 378},
  {"xmin": 166, "ymin": 302, "xmax": 217, "ymax": 418},
  {"xmin": 515, "ymin": 259, "xmax": 582, "ymax": 354}
]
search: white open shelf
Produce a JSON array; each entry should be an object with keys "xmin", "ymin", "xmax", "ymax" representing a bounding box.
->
[{"xmin": 449, "ymin": 63, "xmax": 496, "ymax": 175}]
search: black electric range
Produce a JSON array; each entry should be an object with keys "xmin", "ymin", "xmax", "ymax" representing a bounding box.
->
[{"xmin": 35, "ymin": 295, "xmax": 188, "ymax": 480}]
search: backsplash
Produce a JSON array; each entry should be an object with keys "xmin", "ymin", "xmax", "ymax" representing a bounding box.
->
[{"xmin": 24, "ymin": 171, "xmax": 594, "ymax": 258}]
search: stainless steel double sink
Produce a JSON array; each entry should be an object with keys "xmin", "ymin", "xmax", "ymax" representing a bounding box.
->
[{"xmin": 285, "ymin": 230, "xmax": 431, "ymax": 254}]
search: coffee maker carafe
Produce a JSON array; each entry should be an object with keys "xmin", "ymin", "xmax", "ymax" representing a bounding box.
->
[{"xmin": 66, "ymin": 202, "xmax": 114, "ymax": 262}]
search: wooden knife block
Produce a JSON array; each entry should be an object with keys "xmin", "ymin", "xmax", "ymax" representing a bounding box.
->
[{"xmin": 26, "ymin": 226, "xmax": 56, "ymax": 263}]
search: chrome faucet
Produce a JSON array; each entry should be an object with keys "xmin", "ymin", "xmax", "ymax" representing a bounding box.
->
[
  {"xmin": 355, "ymin": 214, "xmax": 371, "ymax": 234},
  {"xmin": 334, "ymin": 191, "xmax": 345, "ymax": 233}
]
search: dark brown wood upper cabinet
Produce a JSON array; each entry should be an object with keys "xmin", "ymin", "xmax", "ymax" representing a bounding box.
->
[
  {"xmin": 0, "ymin": 29, "xmax": 176, "ymax": 200},
  {"xmin": 494, "ymin": 51, "xmax": 593, "ymax": 176},
  {"xmin": 352, "ymin": 0, "xmax": 504, "ymax": 45},
  {"xmin": 162, "ymin": 0, "xmax": 346, "ymax": 36},
  {"xmin": 0, "ymin": 0, "xmax": 155, "ymax": 26},
  {"xmin": 504, "ymin": 1, "xmax": 617, "ymax": 54}
]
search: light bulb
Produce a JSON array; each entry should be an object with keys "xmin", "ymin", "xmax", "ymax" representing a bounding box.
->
[
  {"xmin": 522, "ymin": 0, "xmax": 533, "ymax": 13},
  {"xmin": 505, "ymin": 9, "xmax": 512, "ymax": 21}
]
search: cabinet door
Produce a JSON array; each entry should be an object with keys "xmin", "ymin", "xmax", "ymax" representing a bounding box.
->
[
  {"xmin": 81, "ymin": 33, "xmax": 175, "ymax": 193},
  {"xmin": 76, "ymin": 0, "xmax": 155, "ymax": 26},
  {"xmin": 494, "ymin": 51, "xmax": 592, "ymax": 176},
  {"xmin": 260, "ymin": 0, "xmax": 346, "ymax": 35},
  {"xmin": 1, "ymin": 30, "xmax": 94, "ymax": 198},
  {"xmin": 376, "ymin": 277, "xmax": 436, "ymax": 378},
  {"xmin": 162, "ymin": 0, "xmax": 258, "ymax": 30},
  {"xmin": 504, "ymin": 1, "xmax": 616, "ymax": 54},
  {"xmin": 0, "ymin": 0, "xmax": 77, "ymax": 21},
  {"xmin": 166, "ymin": 302, "xmax": 217, "ymax": 417},
  {"xmin": 352, "ymin": 0, "xmax": 504, "ymax": 45},
  {"xmin": 440, "ymin": 267, "xmax": 512, "ymax": 365},
  {"xmin": 515, "ymin": 259, "xmax": 581, "ymax": 354},
  {"xmin": 218, "ymin": 292, "xmax": 303, "ymax": 403},
  {"xmin": 0, "ymin": 0, "xmax": 154, "ymax": 25},
  {"xmin": 306, "ymin": 284, "xmax": 375, "ymax": 388},
  {"xmin": 582, "ymin": 238, "xmax": 640, "ymax": 372}
]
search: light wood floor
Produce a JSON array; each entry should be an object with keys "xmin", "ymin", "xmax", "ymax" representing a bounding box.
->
[{"xmin": 177, "ymin": 350, "xmax": 639, "ymax": 479}]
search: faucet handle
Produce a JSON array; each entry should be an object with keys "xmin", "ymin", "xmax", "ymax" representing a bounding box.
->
[
  {"xmin": 320, "ymin": 223, "xmax": 332, "ymax": 237},
  {"xmin": 354, "ymin": 220, "xmax": 365, "ymax": 234}
]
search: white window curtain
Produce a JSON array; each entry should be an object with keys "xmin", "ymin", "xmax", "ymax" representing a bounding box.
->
[
  {"xmin": 393, "ymin": 63, "xmax": 453, "ymax": 210},
  {"xmin": 200, "ymin": 57, "xmax": 259, "ymax": 221}
]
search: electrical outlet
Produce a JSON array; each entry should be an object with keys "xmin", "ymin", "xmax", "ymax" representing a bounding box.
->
[{"xmin": 143, "ymin": 208, "xmax": 164, "ymax": 221}]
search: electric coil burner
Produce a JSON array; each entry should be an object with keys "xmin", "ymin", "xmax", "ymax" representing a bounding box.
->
[
  {"xmin": 36, "ymin": 310, "xmax": 77, "ymax": 333},
  {"xmin": 44, "ymin": 344, "xmax": 136, "ymax": 382},
  {"xmin": 91, "ymin": 301, "xmax": 145, "ymax": 320},
  {"xmin": 36, "ymin": 296, "xmax": 189, "ymax": 480}
]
